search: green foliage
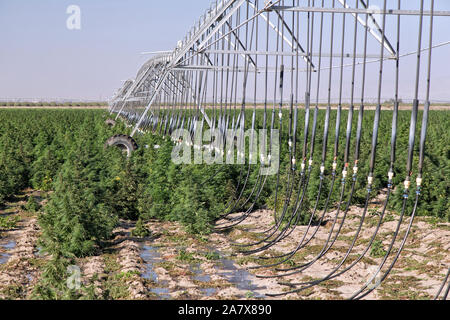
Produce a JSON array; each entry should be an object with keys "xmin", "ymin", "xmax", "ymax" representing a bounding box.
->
[
  {"xmin": 0, "ymin": 110, "xmax": 132, "ymax": 257},
  {"xmin": 38, "ymin": 122, "xmax": 119, "ymax": 258},
  {"xmin": 254, "ymin": 109, "xmax": 449, "ymax": 222},
  {"xmin": 107, "ymin": 160, "xmax": 141, "ymax": 220},
  {"xmin": 204, "ymin": 251, "xmax": 220, "ymax": 260},
  {"xmin": 176, "ymin": 249, "xmax": 198, "ymax": 263},
  {"xmin": 134, "ymin": 133, "xmax": 239, "ymax": 234},
  {"xmin": 32, "ymin": 255, "xmax": 81, "ymax": 300},
  {"xmin": 131, "ymin": 218, "xmax": 151, "ymax": 238},
  {"xmin": 370, "ymin": 240, "xmax": 387, "ymax": 258},
  {"xmin": 0, "ymin": 215, "xmax": 20, "ymax": 230},
  {"xmin": 23, "ymin": 195, "xmax": 41, "ymax": 213},
  {"xmin": 0, "ymin": 107, "xmax": 447, "ymax": 300}
]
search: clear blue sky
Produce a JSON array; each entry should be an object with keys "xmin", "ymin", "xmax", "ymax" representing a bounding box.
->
[
  {"xmin": 1, "ymin": 0, "xmax": 449, "ymax": 102},
  {"xmin": 0, "ymin": 0, "xmax": 212, "ymax": 101}
]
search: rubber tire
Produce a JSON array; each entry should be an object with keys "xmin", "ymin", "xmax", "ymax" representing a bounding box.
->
[
  {"xmin": 105, "ymin": 119, "xmax": 116, "ymax": 127},
  {"xmin": 105, "ymin": 134, "xmax": 138, "ymax": 157}
]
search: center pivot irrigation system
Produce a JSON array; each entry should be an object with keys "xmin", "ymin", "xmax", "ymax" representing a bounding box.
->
[{"xmin": 107, "ymin": 0, "xmax": 449, "ymax": 299}]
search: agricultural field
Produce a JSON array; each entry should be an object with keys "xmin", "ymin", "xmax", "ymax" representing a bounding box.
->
[{"xmin": 0, "ymin": 108, "xmax": 448, "ymax": 300}]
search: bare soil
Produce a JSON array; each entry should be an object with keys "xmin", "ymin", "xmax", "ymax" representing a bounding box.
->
[{"xmin": 0, "ymin": 189, "xmax": 448, "ymax": 300}]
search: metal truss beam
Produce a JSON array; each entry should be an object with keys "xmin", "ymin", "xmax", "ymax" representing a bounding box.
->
[{"xmin": 268, "ymin": 6, "xmax": 450, "ymax": 17}]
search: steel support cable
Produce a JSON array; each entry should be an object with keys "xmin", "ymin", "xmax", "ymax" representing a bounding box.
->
[
  {"xmin": 214, "ymin": 5, "xmax": 270, "ymax": 224},
  {"xmin": 232, "ymin": 9, "xmax": 285, "ymax": 235},
  {"xmin": 350, "ymin": 0, "xmax": 428, "ymax": 300},
  {"xmin": 246, "ymin": 0, "xmax": 298, "ymax": 240},
  {"xmin": 234, "ymin": 0, "xmax": 309, "ymax": 248},
  {"xmin": 224, "ymin": 5, "xmax": 287, "ymax": 235},
  {"xmin": 228, "ymin": 3, "xmax": 298, "ymax": 247},
  {"xmin": 281, "ymin": 0, "xmax": 364, "ymax": 273},
  {"xmin": 214, "ymin": 10, "xmax": 264, "ymax": 226},
  {"xmin": 258, "ymin": 0, "xmax": 322, "ymax": 244},
  {"xmin": 227, "ymin": 0, "xmax": 265, "ymax": 215},
  {"xmin": 259, "ymin": 0, "xmax": 313, "ymax": 245},
  {"xmin": 282, "ymin": 0, "xmax": 347, "ymax": 260},
  {"xmin": 202, "ymin": 0, "xmax": 298, "ymax": 228},
  {"xmin": 272, "ymin": 0, "xmax": 348, "ymax": 269},
  {"xmin": 254, "ymin": 0, "xmax": 360, "ymax": 278},
  {"xmin": 213, "ymin": 5, "xmax": 264, "ymax": 227},
  {"xmin": 443, "ymin": 281, "xmax": 450, "ymax": 300},
  {"xmin": 217, "ymin": 18, "xmax": 246, "ymax": 212},
  {"xmin": 168, "ymin": 73, "xmax": 183, "ymax": 132},
  {"xmin": 162, "ymin": 75, "xmax": 175, "ymax": 136},
  {"xmin": 174, "ymin": 72, "xmax": 184, "ymax": 133},
  {"xmin": 249, "ymin": 0, "xmax": 345, "ymax": 269},
  {"xmin": 251, "ymin": 0, "xmax": 328, "ymax": 258},
  {"xmin": 163, "ymin": 73, "xmax": 176, "ymax": 135},
  {"xmin": 274, "ymin": 0, "xmax": 318, "ymax": 236},
  {"xmin": 235, "ymin": 69, "xmax": 297, "ymax": 252},
  {"xmin": 284, "ymin": 0, "xmax": 304, "ymax": 230},
  {"xmin": 220, "ymin": 1, "xmax": 274, "ymax": 229},
  {"xmin": 167, "ymin": 73, "xmax": 179, "ymax": 135},
  {"xmin": 225, "ymin": 6, "xmax": 291, "ymax": 244},
  {"xmin": 235, "ymin": 0, "xmax": 322, "ymax": 255},
  {"xmin": 267, "ymin": 1, "xmax": 400, "ymax": 291},
  {"xmin": 281, "ymin": 0, "xmax": 336, "ymax": 241},
  {"xmin": 434, "ymin": 268, "xmax": 450, "ymax": 300},
  {"xmin": 187, "ymin": 69, "xmax": 196, "ymax": 134},
  {"xmin": 213, "ymin": 13, "xmax": 258, "ymax": 221},
  {"xmin": 248, "ymin": 172, "xmax": 317, "ymax": 268},
  {"xmin": 252, "ymin": 0, "xmax": 337, "ymax": 265},
  {"xmin": 209, "ymin": 31, "xmax": 220, "ymax": 140}
]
